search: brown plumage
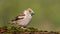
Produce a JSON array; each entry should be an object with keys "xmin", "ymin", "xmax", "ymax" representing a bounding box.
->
[
  {"xmin": 11, "ymin": 13, "xmax": 25, "ymax": 21},
  {"xmin": 11, "ymin": 8, "xmax": 35, "ymax": 29}
]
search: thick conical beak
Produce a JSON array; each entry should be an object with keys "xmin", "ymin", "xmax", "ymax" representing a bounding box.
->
[{"xmin": 31, "ymin": 12, "xmax": 35, "ymax": 16}]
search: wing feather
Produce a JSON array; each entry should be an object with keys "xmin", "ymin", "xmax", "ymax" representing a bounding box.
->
[{"xmin": 11, "ymin": 13, "xmax": 25, "ymax": 21}]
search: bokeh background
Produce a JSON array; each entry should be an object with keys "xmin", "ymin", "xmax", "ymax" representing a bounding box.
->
[{"xmin": 0, "ymin": 0, "xmax": 60, "ymax": 31}]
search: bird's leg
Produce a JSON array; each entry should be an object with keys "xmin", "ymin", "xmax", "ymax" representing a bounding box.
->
[{"xmin": 21, "ymin": 26, "xmax": 27, "ymax": 29}]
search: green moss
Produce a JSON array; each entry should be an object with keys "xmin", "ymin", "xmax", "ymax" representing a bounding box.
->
[
  {"xmin": 0, "ymin": 26, "xmax": 39, "ymax": 33},
  {"xmin": 27, "ymin": 27, "xmax": 39, "ymax": 32},
  {"xmin": 0, "ymin": 26, "xmax": 59, "ymax": 34}
]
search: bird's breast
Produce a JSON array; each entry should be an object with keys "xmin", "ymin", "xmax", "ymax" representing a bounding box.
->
[{"xmin": 17, "ymin": 16, "xmax": 32, "ymax": 26}]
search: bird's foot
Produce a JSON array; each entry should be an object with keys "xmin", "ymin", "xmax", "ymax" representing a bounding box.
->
[{"xmin": 21, "ymin": 27, "xmax": 27, "ymax": 30}]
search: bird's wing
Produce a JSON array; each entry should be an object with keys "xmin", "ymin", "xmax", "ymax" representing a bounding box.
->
[{"xmin": 11, "ymin": 13, "xmax": 25, "ymax": 21}]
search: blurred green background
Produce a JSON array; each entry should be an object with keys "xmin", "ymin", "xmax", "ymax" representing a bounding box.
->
[{"xmin": 0, "ymin": 0, "xmax": 60, "ymax": 31}]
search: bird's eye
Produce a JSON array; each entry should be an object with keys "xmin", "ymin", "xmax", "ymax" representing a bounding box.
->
[{"xmin": 29, "ymin": 10, "xmax": 31, "ymax": 13}]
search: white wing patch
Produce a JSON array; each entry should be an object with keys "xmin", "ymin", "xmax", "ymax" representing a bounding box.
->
[{"xmin": 18, "ymin": 16, "xmax": 24, "ymax": 18}]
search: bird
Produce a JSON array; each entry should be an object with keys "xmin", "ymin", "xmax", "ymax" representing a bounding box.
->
[{"xmin": 11, "ymin": 8, "xmax": 35, "ymax": 29}]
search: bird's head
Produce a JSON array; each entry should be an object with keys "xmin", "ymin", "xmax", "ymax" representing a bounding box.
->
[{"xmin": 24, "ymin": 8, "xmax": 35, "ymax": 16}]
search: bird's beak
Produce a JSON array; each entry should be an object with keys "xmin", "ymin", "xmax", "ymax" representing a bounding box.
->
[{"xmin": 31, "ymin": 12, "xmax": 35, "ymax": 16}]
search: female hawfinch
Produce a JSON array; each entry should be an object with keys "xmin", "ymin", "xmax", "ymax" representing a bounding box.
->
[{"xmin": 11, "ymin": 8, "xmax": 35, "ymax": 29}]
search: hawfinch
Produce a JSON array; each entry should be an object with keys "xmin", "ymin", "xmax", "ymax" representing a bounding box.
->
[{"xmin": 11, "ymin": 8, "xmax": 35, "ymax": 29}]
